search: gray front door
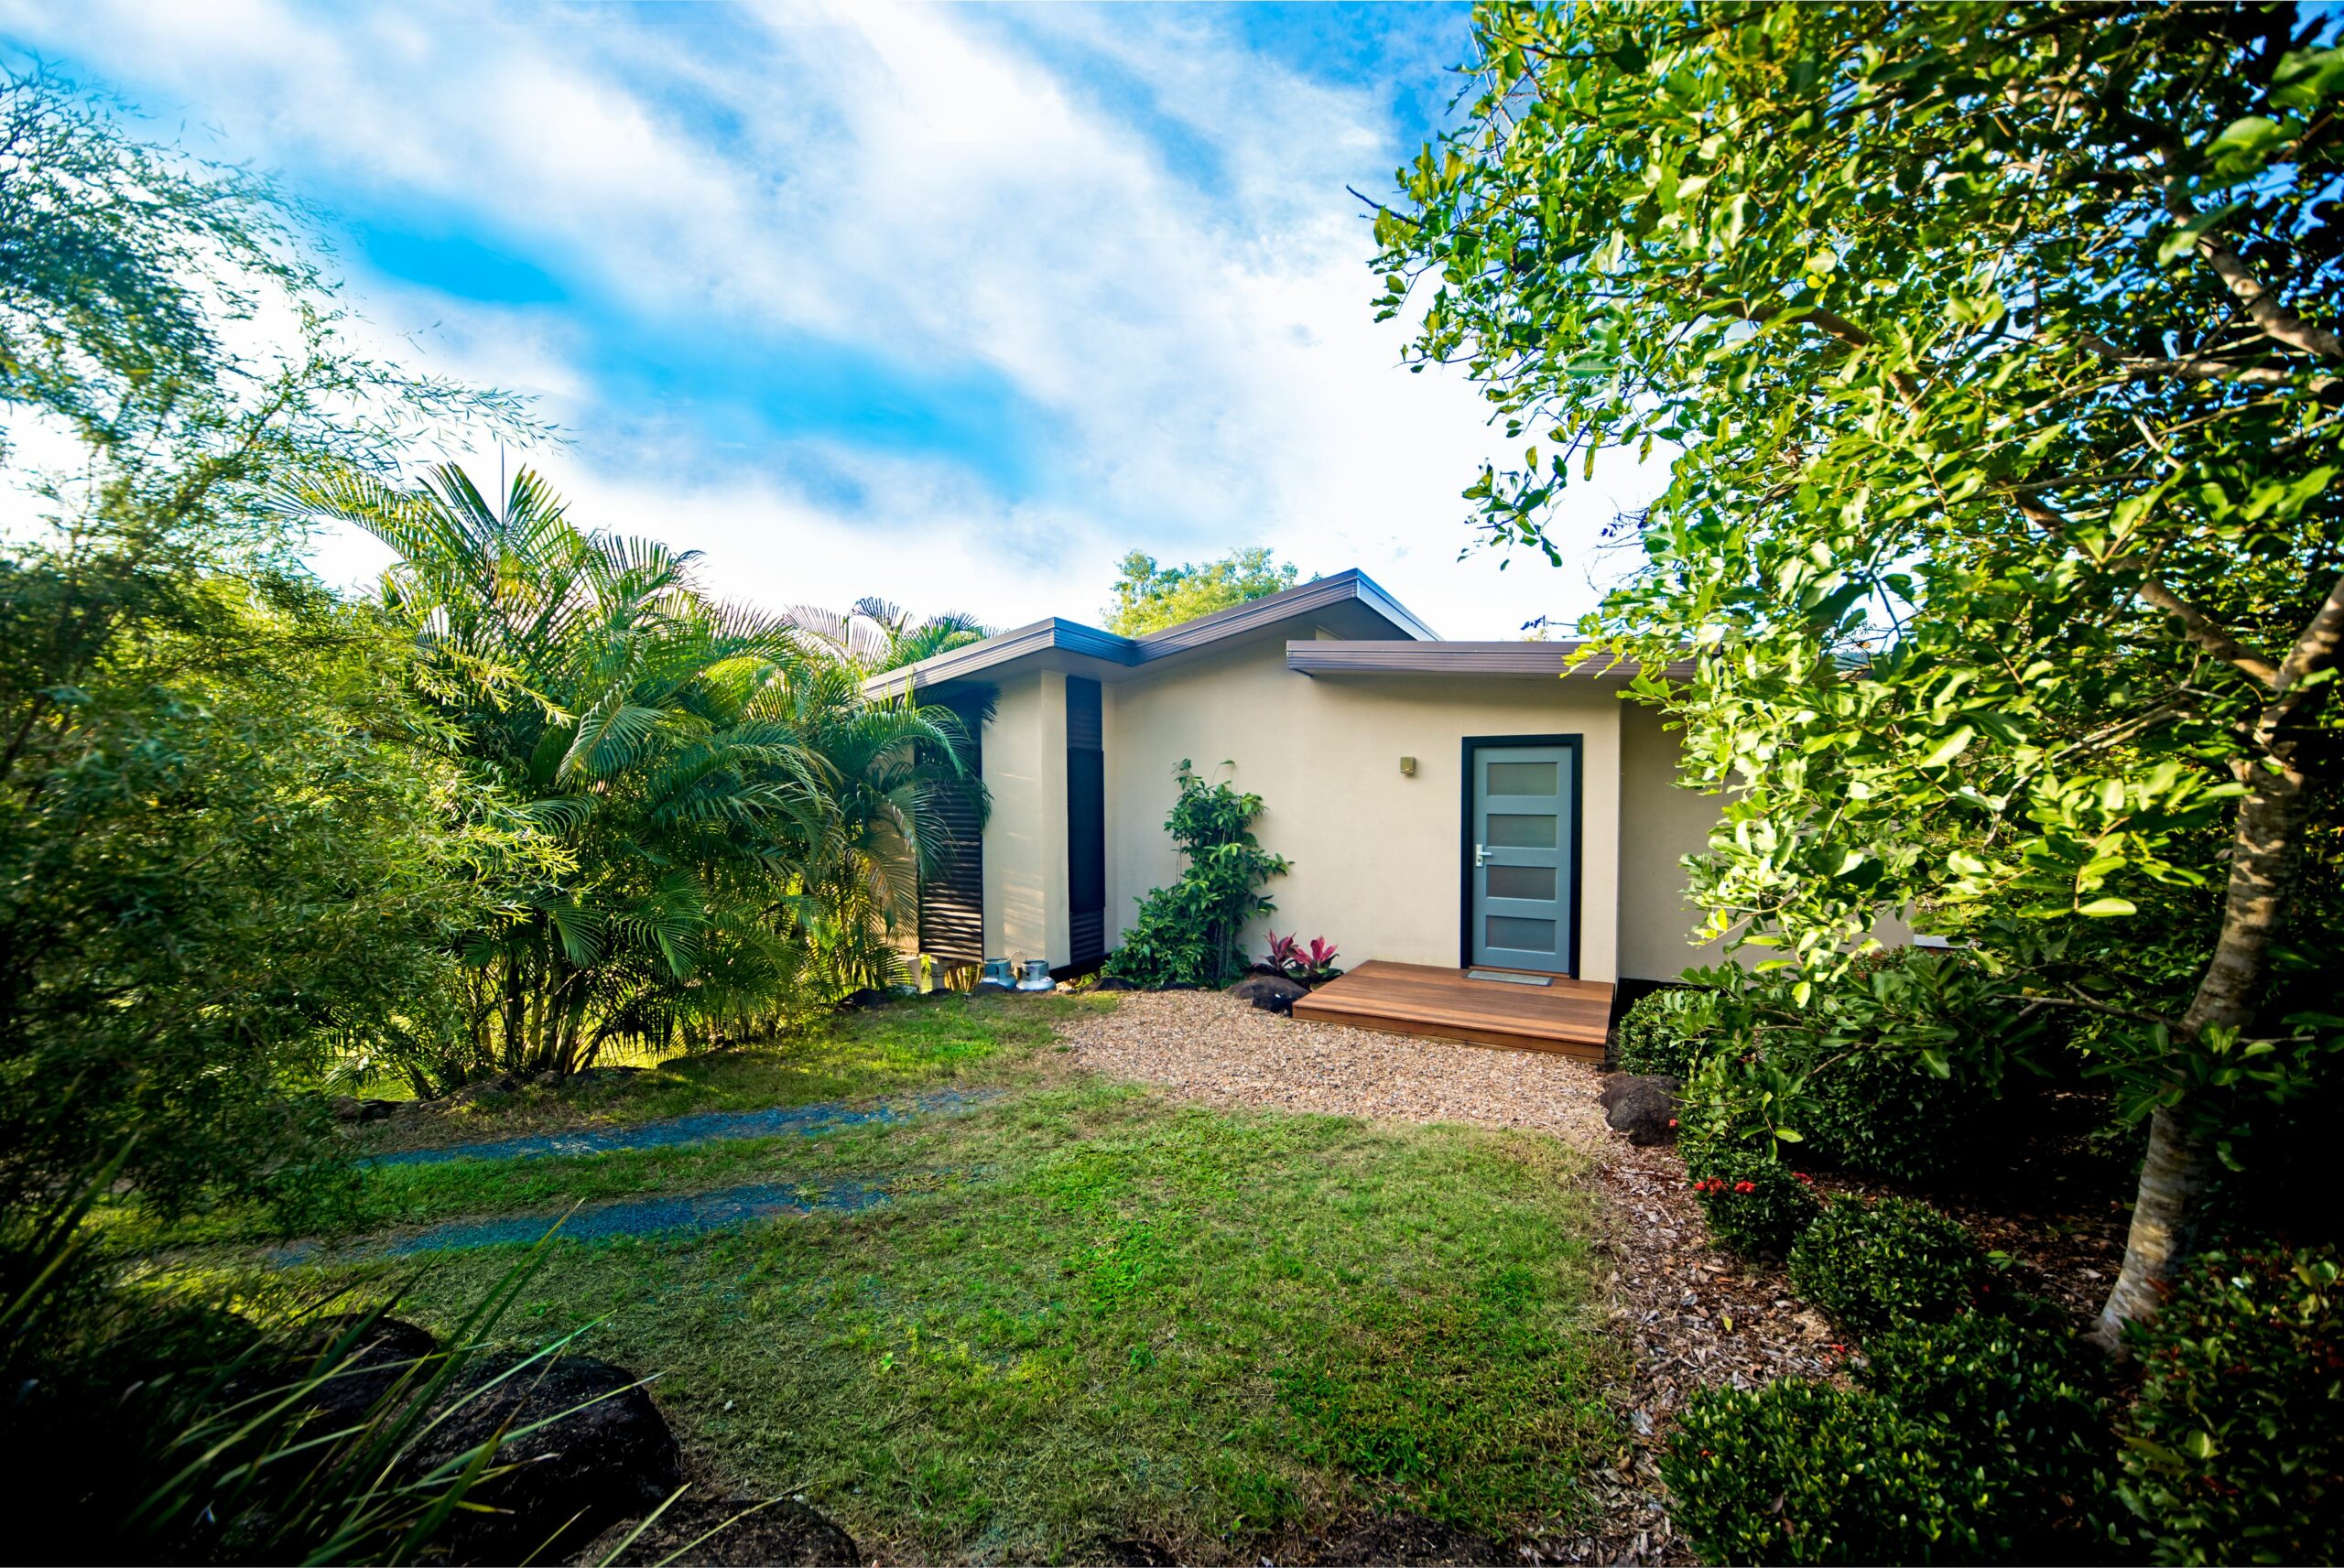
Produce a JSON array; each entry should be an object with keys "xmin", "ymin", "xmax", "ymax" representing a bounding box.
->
[{"xmin": 1470, "ymin": 742, "xmax": 1575, "ymax": 974}]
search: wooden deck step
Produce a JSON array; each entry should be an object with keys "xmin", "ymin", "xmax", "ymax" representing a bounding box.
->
[{"xmin": 1291, "ymin": 959, "xmax": 1612, "ymax": 1060}]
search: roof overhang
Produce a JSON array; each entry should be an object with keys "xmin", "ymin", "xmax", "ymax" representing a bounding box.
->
[
  {"xmin": 863, "ymin": 568, "xmax": 1439, "ymax": 700},
  {"xmin": 1284, "ymin": 640, "xmax": 1697, "ymax": 682}
]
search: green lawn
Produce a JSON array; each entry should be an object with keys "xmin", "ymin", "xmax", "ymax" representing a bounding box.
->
[{"xmin": 147, "ymin": 997, "xmax": 1614, "ymax": 1563}]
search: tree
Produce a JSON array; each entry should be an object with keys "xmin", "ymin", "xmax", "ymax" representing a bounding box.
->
[
  {"xmin": 290, "ymin": 463, "xmax": 982, "ymax": 1072},
  {"xmin": 0, "ymin": 68, "xmax": 529, "ymax": 1244},
  {"xmin": 1374, "ymin": 3, "xmax": 2343, "ymax": 1340},
  {"xmin": 778, "ymin": 597, "xmax": 991, "ymax": 672},
  {"xmin": 1102, "ymin": 547, "xmax": 1301, "ymax": 635}
]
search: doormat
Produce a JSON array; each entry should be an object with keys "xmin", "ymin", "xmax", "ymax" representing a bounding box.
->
[{"xmin": 1467, "ymin": 969, "xmax": 1551, "ymax": 986}]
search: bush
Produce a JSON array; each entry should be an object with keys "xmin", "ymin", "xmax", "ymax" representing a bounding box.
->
[
  {"xmin": 1683, "ymin": 1143, "xmax": 1819, "ymax": 1259},
  {"xmin": 2118, "ymin": 1246, "xmax": 2343, "ymax": 1565},
  {"xmin": 1103, "ymin": 762, "xmax": 1288, "ymax": 989},
  {"xmin": 1663, "ymin": 1379, "xmax": 1984, "ymax": 1564},
  {"xmin": 1861, "ymin": 1311, "xmax": 2122, "ymax": 1559},
  {"xmin": 1614, "ymin": 986, "xmax": 1718, "ymax": 1076},
  {"xmin": 1805, "ymin": 1044, "xmax": 1980, "ymax": 1184},
  {"xmin": 1665, "ymin": 949, "xmax": 2041, "ymax": 1186},
  {"xmin": 1790, "ymin": 1196, "xmax": 1981, "ymax": 1333}
]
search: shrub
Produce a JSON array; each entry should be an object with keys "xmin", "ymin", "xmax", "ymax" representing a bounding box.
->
[
  {"xmin": 1103, "ymin": 762, "xmax": 1289, "ymax": 989},
  {"xmin": 1789, "ymin": 1196, "xmax": 1980, "ymax": 1333},
  {"xmin": 1674, "ymin": 1046, "xmax": 1818, "ymax": 1168},
  {"xmin": 1666, "ymin": 949, "xmax": 2041, "ymax": 1185},
  {"xmin": 1861, "ymin": 1311, "xmax": 2122, "ymax": 1559},
  {"xmin": 1663, "ymin": 1379, "xmax": 1984, "ymax": 1564},
  {"xmin": 1806, "ymin": 1044, "xmax": 1980, "ymax": 1184},
  {"xmin": 1264, "ymin": 932, "xmax": 1341, "ymax": 985},
  {"xmin": 1683, "ymin": 1143, "xmax": 1819, "ymax": 1259},
  {"xmin": 1614, "ymin": 986, "xmax": 1718, "ymax": 1076},
  {"xmin": 2118, "ymin": 1246, "xmax": 2343, "ymax": 1566}
]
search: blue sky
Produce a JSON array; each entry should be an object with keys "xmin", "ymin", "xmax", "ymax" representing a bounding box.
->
[{"xmin": 1, "ymin": 1, "xmax": 1658, "ymax": 635}]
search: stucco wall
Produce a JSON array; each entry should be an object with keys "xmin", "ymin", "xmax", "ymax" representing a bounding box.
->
[
  {"xmin": 980, "ymin": 671, "xmax": 1069, "ymax": 968},
  {"xmin": 1100, "ymin": 637, "xmax": 1633, "ymax": 981},
  {"xmin": 1616, "ymin": 702, "xmax": 1736, "ymax": 980},
  {"xmin": 951, "ymin": 643, "xmax": 1904, "ymax": 981}
]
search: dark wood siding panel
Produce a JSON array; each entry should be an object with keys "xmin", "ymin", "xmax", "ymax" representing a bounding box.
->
[
  {"xmin": 917, "ymin": 711, "xmax": 985, "ymax": 964},
  {"xmin": 1066, "ymin": 677, "xmax": 1106, "ymax": 966},
  {"xmin": 1067, "ymin": 674, "xmax": 1103, "ymax": 751}
]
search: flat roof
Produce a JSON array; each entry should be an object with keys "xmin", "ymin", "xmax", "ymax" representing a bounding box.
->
[
  {"xmin": 860, "ymin": 567, "xmax": 1438, "ymax": 698},
  {"xmin": 857, "ymin": 567, "xmax": 1698, "ymax": 699},
  {"xmin": 1285, "ymin": 640, "xmax": 1698, "ymax": 682}
]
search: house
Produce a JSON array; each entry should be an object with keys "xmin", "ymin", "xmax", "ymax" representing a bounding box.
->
[{"xmin": 865, "ymin": 568, "xmax": 1742, "ymax": 1056}]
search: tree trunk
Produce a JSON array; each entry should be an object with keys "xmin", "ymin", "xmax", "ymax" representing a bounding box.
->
[
  {"xmin": 2093, "ymin": 1106, "xmax": 2212, "ymax": 1346},
  {"xmin": 2093, "ymin": 713, "xmax": 2318, "ymax": 1347}
]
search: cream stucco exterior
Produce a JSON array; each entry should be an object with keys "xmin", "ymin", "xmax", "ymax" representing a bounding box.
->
[{"xmin": 963, "ymin": 629, "xmax": 1729, "ymax": 983}]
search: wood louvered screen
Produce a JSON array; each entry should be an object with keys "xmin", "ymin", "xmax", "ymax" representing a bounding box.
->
[
  {"xmin": 917, "ymin": 700, "xmax": 986, "ymax": 964},
  {"xmin": 1066, "ymin": 677, "xmax": 1106, "ymax": 966}
]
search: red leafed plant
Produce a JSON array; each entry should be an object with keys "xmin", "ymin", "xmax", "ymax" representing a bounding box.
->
[{"xmin": 1265, "ymin": 932, "xmax": 1341, "ymax": 985}]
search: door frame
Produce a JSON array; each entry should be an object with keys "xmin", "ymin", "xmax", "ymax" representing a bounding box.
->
[{"xmin": 1458, "ymin": 733, "xmax": 1584, "ymax": 977}]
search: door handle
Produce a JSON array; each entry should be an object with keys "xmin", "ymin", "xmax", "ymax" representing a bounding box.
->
[{"xmin": 1475, "ymin": 843, "xmax": 1488, "ymax": 867}]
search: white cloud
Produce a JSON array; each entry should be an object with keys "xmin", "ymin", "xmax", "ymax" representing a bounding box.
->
[{"xmin": 4, "ymin": 0, "xmax": 1665, "ymax": 637}]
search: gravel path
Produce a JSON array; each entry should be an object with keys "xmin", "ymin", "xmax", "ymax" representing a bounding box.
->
[{"xmin": 1058, "ymin": 989, "xmax": 1619, "ymax": 1145}]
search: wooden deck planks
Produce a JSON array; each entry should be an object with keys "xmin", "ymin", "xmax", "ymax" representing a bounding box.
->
[{"xmin": 1291, "ymin": 959, "xmax": 1612, "ymax": 1059}]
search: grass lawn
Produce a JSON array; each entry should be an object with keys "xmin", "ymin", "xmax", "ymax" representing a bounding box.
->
[{"xmin": 145, "ymin": 997, "xmax": 1614, "ymax": 1563}]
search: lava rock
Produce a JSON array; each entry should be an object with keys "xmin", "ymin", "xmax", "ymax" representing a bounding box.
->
[
  {"xmin": 303, "ymin": 1315, "xmax": 440, "ymax": 1424},
  {"xmin": 1228, "ymin": 974, "xmax": 1308, "ymax": 1014},
  {"xmin": 579, "ymin": 1498, "xmax": 858, "ymax": 1566},
  {"xmin": 1088, "ymin": 976, "xmax": 1138, "ymax": 992},
  {"xmin": 435, "ymin": 1073, "xmax": 528, "ymax": 1108},
  {"xmin": 414, "ymin": 1351, "xmax": 682, "ymax": 1563},
  {"xmin": 1313, "ymin": 1514, "xmax": 1508, "ymax": 1565},
  {"xmin": 1597, "ymin": 1074, "xmax": 1684, "ymax": 1146}
]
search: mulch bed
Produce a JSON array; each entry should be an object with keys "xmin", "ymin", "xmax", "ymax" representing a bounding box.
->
[{"xmin": 1058, "ymin": 991, "xmax": 2133, "ymax": 1567}]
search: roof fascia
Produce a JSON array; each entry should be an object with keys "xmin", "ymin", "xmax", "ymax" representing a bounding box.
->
[{"xmin": 863, "ymin": 568, "xmax": 1440, "ymax": 699}]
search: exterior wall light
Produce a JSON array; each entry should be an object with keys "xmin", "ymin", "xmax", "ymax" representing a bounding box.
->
[{"xmin": 1399, "ymin": 756, "xmax": 1417, "ymax": 776}]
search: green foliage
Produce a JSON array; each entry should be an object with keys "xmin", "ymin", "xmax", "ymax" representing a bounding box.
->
[
  {"xmin": 1102, "ymin": 547, "xmax": 1300, "ymax": 637},
  {"xmin": 0, "ymin": 1149, "xmax": 587, "ymax": 1565},
  {"xmin": 778, "ymin": 596, "xmax": 991, "ymax": 673},
  {"xmin": 1789, "ymin": 1196, "xmax": 1981, "ymax": 1334},
  {"xmin": 1663, "ymin": 1379, "xmax": 1980, "ymax": 1565},
  {"xmin": 1806, "ymin": 1044, "xmax": 1978, "ymax": 1187},
  {"xmin": 0, "ymin": 70, "xmax": 529, "ymax": 1244},
  {"xmin": 0, "ymin": 576, "xmax": 499, "ymax": 1238},
  {"xmin": 2118, "ymin": 1246, "xmax": 2344, "ymax": 1565},
  {"xmin": 288, "ymin": 464, "xmax": 982, "ymax": 1081},
  {"xmin": 1682, "ymin": 1142, "xmax": 1818, "ymax": 1260},
  {"xmin": 1861, "ymin": 1312, "xmax": 2122, "ymax": 1559},
  {"xmin": 1613, "ymin": 987, "xmax": 1718, "ymax": 1076},
  {"xmin": 1378, "ymin": 1, "xmax": 2344, "ymax": 1314},
  {"xmin": 1669, "ymin": 949, "xmax": 2037, "ymax": 1182},
  {"xmin": 1103, "ymin": 761, "xmax": 1289, "ymax": 988},
  {"xmin": 1666, "ymin": 1312, "xmax": 2122, "ymax": 1565}
]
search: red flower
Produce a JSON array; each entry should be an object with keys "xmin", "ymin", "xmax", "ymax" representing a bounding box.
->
[{"xmin": 1734, "ymin": 1180, "xmax": 1756, "ymax": 1194}]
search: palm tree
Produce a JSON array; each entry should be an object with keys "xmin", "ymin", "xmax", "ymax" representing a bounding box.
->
[
  {"xmin": 286, "ymin": 463, "xmax": 980, "ymax": 1076},
  {"xmin": 779, "ymin": 597, "xmax": 991, "ymax": 673}
]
